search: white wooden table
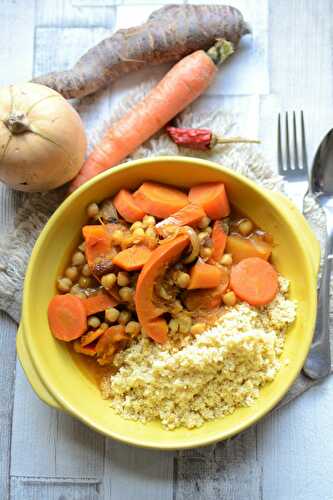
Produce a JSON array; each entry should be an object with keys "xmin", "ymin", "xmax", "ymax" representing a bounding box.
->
[{"xmin": 1, "ymin": 1, "xmax": 333, "ymax": 499}]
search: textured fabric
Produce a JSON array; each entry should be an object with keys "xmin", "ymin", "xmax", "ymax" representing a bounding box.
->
[{"xmin": 0, "ymin": 83, "xmax": 330, "ymax": 411}]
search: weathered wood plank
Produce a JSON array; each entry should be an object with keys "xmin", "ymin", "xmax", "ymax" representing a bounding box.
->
[
  {"xmin": 256, "ymin": 1, "xmax": 333, "ymax": 499},
  {"xmin": 11, "ymin": 476, "xmax": 100, "ymax": 500},
  {"xmin": 103, "ymin": 441, "xmax": 174, "ymax": 500},
  {"xmin": 0, "ymin": 2, "xmax": 35, "ymax": 499},
  {"xmin": 176, "ymin": 428, "xmax": 261, "ymax": 500},
  {"xmin": 36, "ymin": 0, "xmax": 116, "ymax": 28}
]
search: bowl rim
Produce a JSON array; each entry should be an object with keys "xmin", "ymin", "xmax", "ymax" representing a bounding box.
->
[{"xmin": 22, "ymin": 155, "xmax": 317, "ymax": 449}]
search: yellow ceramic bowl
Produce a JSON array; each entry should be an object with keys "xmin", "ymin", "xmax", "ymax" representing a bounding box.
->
[{"xmin": 17, "ymin": 156, "xmax": 320, "ymax": 449}]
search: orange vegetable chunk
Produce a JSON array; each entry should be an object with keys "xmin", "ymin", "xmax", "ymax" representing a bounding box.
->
[
  {"xmin": 188, "ymin": 262, "xmax": 223, "ymax": 289},
  {"xmin": 82, "ymin": 224, "xmax": 112, "ymax": 268},
  {"xmin": 209, "ymin": 220, "xmax": 227, "ymax": 262},
  {"xmin": 133, "ymin": 181, "xmax": 188, "ymax": 218},
  {"xmin": 189, "ymin": 182, "xmax": 230, "ymax": 219},
  {"xmin": 230, "ymin": 257, "xmax": 278, "ymax": 306},
  {"xmin": 156, "ymin": 203, "xmax": 206, "ymax": 236},
  {"xmin": 112, "ymin": 245, "xmax": 152, "ymax": 271},
  {"xmin": 135, "ymin": 233, "xmax": 190, "ymax": 343},
  {"xmin": 81, "ymin": 290, "xmax": 119, "ymax": 316},
  {"xmin": 48, "ymin": 294, "xmax": 87, "ymax": 341},
  {"xmin": 226, "ymin": 234, "xmax": 272, "ymax": 264},
  {"xmin": 113, "ymin": 189, "xmax": 146, "ymax": 222},
  {"xmin": 185, "ymin": 270, "xmax": 229, "ymax": 310}
]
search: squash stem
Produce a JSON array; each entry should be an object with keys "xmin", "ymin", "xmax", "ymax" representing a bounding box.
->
[{"xmin": 4, "ymin": 113, "xmax": 30, "ymax": 134}]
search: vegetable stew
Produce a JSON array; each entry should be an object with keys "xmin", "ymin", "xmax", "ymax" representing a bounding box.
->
[{"xmin": 48, "ymin": 181, "xmax": 277, "ymax": 371}]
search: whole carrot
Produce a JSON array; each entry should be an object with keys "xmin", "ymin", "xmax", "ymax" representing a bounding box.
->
[{"xmin": 70, "ymin": 40, "xmax": 234, "ymax": 192}]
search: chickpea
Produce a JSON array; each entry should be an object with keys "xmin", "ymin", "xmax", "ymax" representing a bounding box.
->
[
  {"xmin": 57, "ymin": 277, "xmax": 72, "ymax": 293},
  {"xmin": 119, "ymin": 310, "xmax": 131, "ymax": 325},
  {"xmin": 190, "ymin": 323, "xmax": 206, "ymax": 336},
  {"xmin": 198, "ymin": 232, "xmax": 208, "ymax": 243},
  {"xmin": 145, "ymin": 227, "xmax": 156, "ymax": 239},
  {"xmin": 119, "ymin": 286, "xmax": 134, "ymax": 302},
  {"xmin": 100, "ymin": 322, "xmax": 109, "ymax": 331},
  {"xmin": 117, "ymin": 271, "xmax": 130, "ymax": 287},
  {"xmin": 198, "ymin": 216, "xmax": 211, "ymax": 229},
  {"xmin": 220, "ymin": 253, "xmax": 233, "ymax": 266},
  {"xmin": 132, "ymin": 227, "xmax": 145, "ymax": 241},
  {"xmin": 78, "ymin": 241, "xmax": 86, "ymax": 252},
  {"xmin": 79, "ymin": 276, "xmax": 92, "ymax": 289},
  {"xmin": 204, "ymin": 226, "xmax": 212, "ymax": 235},
  {"xmin": 171, "ymin": 300, "xmax": 183, "ymax": 315},
  {"xmin": 238, "ymin": 219, "xmax": 253, "ymax": 237},
  {"xmin": 176, "ymin": 272, "xmax": 190, "ymax": 289},
  {"xmin": 101, "ymin": 273, "xmax": 117, "ymax": 289},
  {"xmin": 142, "ymin": 215, "xmax": 156, "ymax": 227},
  {"xmin": 178, "ymin": 315, "xmax": 192, "ymax": 334},
  {"xmin": 125, "ymin": 321, "xmax": 141, "ymax": 337},
  {"xmin": 72, "ymin": 251, "xmax": 85, "ymax": 266},
  {"xmin": 65, "ymin": 266, "xmax": 79, "ymax": 281},
  {"xmin": 81, "ymin": 264, "xmax": 91, "ymax": 277},
  {"xmin": 87, "ymin": 202, "xmax": 99, "ymax": 219},
  {"xmin": 169, "ymin": 318, "xmax": 179, "ymax": 333},
  {"xmin": 105, "ymin": 307, "xmax": 120, "ymax": 323},
  {"xmin": 222, "ymin": 291, "xmax": 237, "ymax": 307},
  {"xmin": 200, "ymin": 247, "xmax": 212, "ymax": 259},
  {"xmin": 88, "ymin": 316, "xmax": 101, "ymax": 329},
  {"xmin": 130, "ymin": 221, "xmax": 144, "ymax": 232},
  {"xmin": 112, "ymin": 229, "xmax": 123, "ymax": 245}
]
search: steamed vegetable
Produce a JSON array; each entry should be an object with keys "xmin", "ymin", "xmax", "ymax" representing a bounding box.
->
[
  {"xmin": 189, "ymin": 182, "xmax": 230, "ymax": 220},
  {"xmin": 113, "ymin": 189, "xmax": 145, "ymax": 223},
  {"xmin": 0, "ymin": 83, "xmax": 86, "ymax": 192},
  {"xmin": 135, "ymin": 234, "xmax": 189, "ymax": 343},
  {"xmin": 133, "ymin": 182, "xmax": 188, "ymax": 219},
  {"xmin": 33, "ymin": 4, "xmax": 249, "ymax": 99},
  {"xmin": 81, "ymin": 290, "xmax": 118, "ymax": 316},
  {"xmin": 230, "ymin": 257, "xmax": 278, "ymax": 306},
  {"xmin": 48, "ymin": 294, "xmax": 87, "ymax": 341},
  {"xmin": 69, "ymin": 40, "xmax": 234, "ymax": 191},
  {"xmin": 112, "ymin": 245, "xmax": 152, "ymax": 271},
  {"xmin": 156, "ymin": 203, "xmax": 206, "ymax": 236},
  {"xmin": 226, "ymin": 234, "xmax": 272, "ymax": 263},
  {"xmin": 188, "ymin": 262, "xmax": 223, "ymax": 289},
  {"xmin": 209, "ymin": 220, "xmax": 228, "ymax": 262}
]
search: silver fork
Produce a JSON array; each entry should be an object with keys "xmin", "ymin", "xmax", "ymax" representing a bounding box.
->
[{"xmin": 277, "ymin": 111, "xmax": 310, "ymax": 210}]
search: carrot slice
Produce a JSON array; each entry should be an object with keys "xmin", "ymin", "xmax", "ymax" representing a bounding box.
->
[
  {"xmin": 230, "ymin": 257, "xmax": 278, "ymax": 306},
  {"xmin": 156, "ymin": 203, "xmax": 206, "ymax": 236},
  {"xmin": 112, "ymin": 245, "xmax": 152, "ymax": 271},
  {"xmin": 188, "ymin": 262, "xmax": 223, "ymax": 289},
  {"xmin": 81, "ymin": 290, "xmax": 118, "ymax": 316},
  {"xmin": 73, "ymin": 341, "xmax": 97, "ymax": 356},
  {"xmin": 226, "ymin": 234, "xmax": 272, "ymax": 264},
  {"xmin": 82, "ymin": 225, "xmax": 112, "ymax": 268},
  {"xmin": 189, "ymin": 182, "xmax": 230, "ymax": 219},
  {"xmin": 209, "ymin": 220, "xmax": 227, "ymax": 263},
  {"xmin": 48, "ymin": 294, "xmax": 87, "ymax": 341},
  {"xmin": 133, "ymin": 181, "xmax": 188, "ymax": 218},
  {"xmin": 135, "ymin": 233, "xmax": 190, "ymax": 343},
  {"xmin": 185, "ymin": 271, "xmax": 229, "ymax": 310},
  {"xmin": 113, "ymin": 189, "xmax": 146, "ymax": 223}
]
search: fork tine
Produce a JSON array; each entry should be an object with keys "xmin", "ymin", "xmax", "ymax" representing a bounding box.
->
[
  {"xmin": 293, "ymin": 111, "xmax": 300, "ymax": 169},
  {"xmin": 277, "ymin": 113, "xmax": 284, "ymax": 173},
  {"xmin": 300, "ymin": 110, "xmax": 309, "ymax": 175},
  {"xmin": 285, "ymin": 112, "xmax": 292, "ymax": 170}
]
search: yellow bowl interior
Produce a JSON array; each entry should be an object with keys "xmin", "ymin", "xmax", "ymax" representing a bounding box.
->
[{"xmin": 21, "ymin": 156, "xmax": 317, "ymax": 449}]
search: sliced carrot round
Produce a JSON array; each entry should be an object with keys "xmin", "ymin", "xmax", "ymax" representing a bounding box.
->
[
  {"xmin": 113, "ymin": 189, "xmax": 145, "ymax": 223},
  {"xmin": 230, "ymin": 257, "xmax": 278, "ymax": 306},
  {"xmin": 48, "ymin": 294, "xmax": 87, "ymax": 341}
]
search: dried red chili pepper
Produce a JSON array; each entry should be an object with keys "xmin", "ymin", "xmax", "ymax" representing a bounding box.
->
[{"xmin": 166, "ymin": 126, "xmax": 260, "ymax": 150}]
